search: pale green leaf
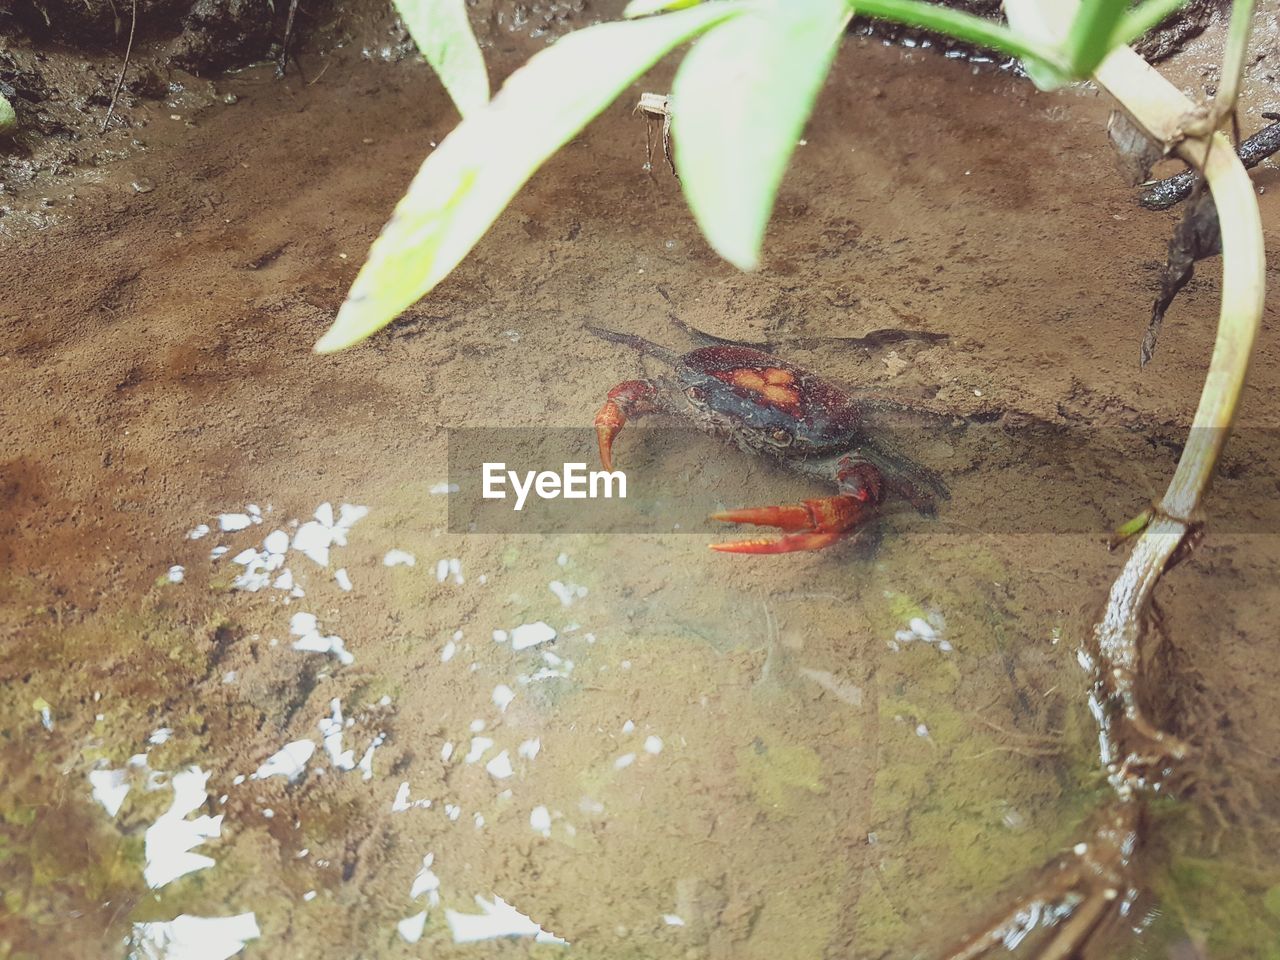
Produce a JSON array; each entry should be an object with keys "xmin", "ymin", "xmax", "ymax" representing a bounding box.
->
[
  {"xmin": 670, "ymin": 0, "xmax": 851, "ymax": 270},
  {"xmin": 0, "ymin": 92, "xmax": 16, "ymax": 135},
  {"xmin": 395, "ymin": 0, "xmax": 490, "ymax": 117},
  {"xmin": 316, "ymin": 4, "xmax": 742, "ymax": 353},
  {"xmin": 1002, "ymin": 0, "xmax": 1076, "ymax": 90},
  {"xmin": 623, "ymin": 0, "xmax": 703, "ymax": 18}
]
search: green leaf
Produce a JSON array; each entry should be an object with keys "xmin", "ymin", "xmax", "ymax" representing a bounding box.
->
[
  {"xmin": 316, "ymin": 4, "xmax": 742, "ymax": 353},
  {"xmin": 848, "ymin": 0, "xmax": 1068, "ymax": 77},
  {"xmin": 670, "ymin": 0, "xmax": 850, "ymax": 270},
  {"xmin": 0, "ymin": 93, "xmax": 15, "ymax": 135},
  {"xmin": 623, "ymin": 0, "xmax": 702, "ymax": 17},
  {"xmin": 1114, "ymin": 0, "xmax": 1191, "ymax": 47},
  {"xmin": 394, "ymin": 0, "xmax": 490, "ymax": 118},
  {"xmin": 1062, "ymin": 0, "xmax": 1127, "ymax": 76},
  {"xmin": 1002, "ymin": 0, "xmax": 1076, "ymax": 89}
]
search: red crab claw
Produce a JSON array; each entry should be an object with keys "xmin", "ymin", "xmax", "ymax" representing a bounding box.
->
[
  {"xmin": 709, "ymin": 494, "xmax": 873, "ymax": 554},
  {"xmin": 594, "ymin": 380, "xmax": 660, "ymax": 473}
]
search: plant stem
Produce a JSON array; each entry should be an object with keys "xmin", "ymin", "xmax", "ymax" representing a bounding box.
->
[
  {"xmin": 848, "ymin": 0, "xmax": 1069, "ymax": 73},
  {"xmin": 1113, "ymin": 0, "xmax": 1191, "ymax": 48},
  {"xmin": 1063, "ymin": 0, "xmax": 1128, "ymax": 74},
  {"xmin": 1214, "ymin": 0, "xmax": 1256, "ymax": 129},
  {"xmin": 1092, "ymin": 46, "xmax": 1264, "ymax": 519}
]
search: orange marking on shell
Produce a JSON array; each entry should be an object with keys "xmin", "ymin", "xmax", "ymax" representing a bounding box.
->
[
  {"xmin": 730, "ymin": 370, "xmax": 766, "ymax": 391},
  {"xmin": 711, "ymin": 366, "xmax": 803, "ymax": 412},
  {"xmin": 763, "ymin": 384, "xmax": 801, "ymax": 409}
]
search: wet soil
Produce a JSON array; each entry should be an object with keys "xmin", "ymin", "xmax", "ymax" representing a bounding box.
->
[{"xmin": 5, "ymin": 4, "xmax": 1280, "ymax": 959}]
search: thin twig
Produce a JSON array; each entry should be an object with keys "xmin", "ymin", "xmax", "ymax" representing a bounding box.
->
[
  {"xmin": 276, "ymin": 0, "xmax": 301, "ymax": 79},
  {"xmin": 101, "ymin": 0, "xmax": 137, "ymax": 134}
]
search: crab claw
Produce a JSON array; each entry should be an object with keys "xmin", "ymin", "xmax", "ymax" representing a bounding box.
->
[
  {"xmin": 594, "ymin": 380, "xmax": 661, "ymax": 473},
  {"xmin": 594, "ymin": 400, "xmax": 625, "ymax": 473},
  {"xmin": 710, "ymin": 494, "xmax": 873, "ymax": 554}
]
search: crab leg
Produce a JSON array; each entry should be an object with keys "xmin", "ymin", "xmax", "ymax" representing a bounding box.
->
[
  {"xmin": 710, "ymin": 494, "xmax": 875, "ymax": 554},
  {"xmin": 710, "ymin": 459, "xmax": 887, "ymax": 554},
  {"xmin": 594, "ymin": 380, "xmax": 663, "ymax": 472}
]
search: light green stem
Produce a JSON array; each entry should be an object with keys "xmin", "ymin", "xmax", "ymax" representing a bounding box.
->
[
  {"xmin": 848, "ymin": 0, "xmax": 1069, "ymax": 73},
  {"xmin": 1214, "ymin": 0, "xmax": 1256, "ymax": 126},
  {"xmin": 1113, "ymin": 0, "xmax": 1191, "ymax": 47}
]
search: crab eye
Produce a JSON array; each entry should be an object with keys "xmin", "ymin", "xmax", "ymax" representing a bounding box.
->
[
  {"xmin": 686, "ymin": 386, "xmax": 706, "ymax": 404},
  {"xmin": 770, "ymin": 429, "xmax": 793, "ymax": 445}
]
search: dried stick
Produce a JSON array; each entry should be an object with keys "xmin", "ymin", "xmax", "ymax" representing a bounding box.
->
[{"xmin": 101, "ymin": 0, "xmax": 138, "ymax": 133}]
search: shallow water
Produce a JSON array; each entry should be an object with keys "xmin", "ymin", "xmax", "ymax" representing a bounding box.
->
[{"xmin": 5, "ymin": 8, "xmax": 1280, "ymax": 959}]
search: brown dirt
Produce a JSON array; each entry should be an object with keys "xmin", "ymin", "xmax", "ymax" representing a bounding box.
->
[{"xmin": 4, "ymin": 3, "xmax": 1280, "ymax": 959}]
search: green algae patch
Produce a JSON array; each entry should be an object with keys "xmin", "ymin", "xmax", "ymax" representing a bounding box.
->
[
  {"xmin": 1141, "ymin": 822, "xmax": 1280, "ymax": 959},
  {"xmin": 736, "ymin": 731, "xmax": 825, "ymax": 815}
]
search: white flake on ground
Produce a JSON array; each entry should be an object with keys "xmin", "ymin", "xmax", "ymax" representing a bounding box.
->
[
  {"xmin": 429, "ymin": 482, "xmax": 460, "ymax": 495},
  {"xmin": 292, "ymin": 502, "xmax": 368, "ymax": 567},
  {"xmin": 556, "ymin": 552, "xmax": 568, "ymax": 567},
  {"xmin": 334, "ymin": 568, "xmax": 353, "ymax": 591},
  {"xmin": 384, "ymin": 549, "xmax": 416, "ymax": 567},
  {"xmin": 410, "ymin": 854, "xmax": 441, "ymax": 905},
  {"xmin": 469, "ymin": 719, "xmax": 486, "ymax": 732},
  {"xmin": 210, "ymin": 546, "xmax": 229, "ymax": 559},
  {"xmin": 218, "ymin": 513, "xmax": 253, "ymax": 532},
  {"xmin": 614, "ymin": 753, "xmax": 636, "ymax": 770},
  {"xmin": 492, "ymin": 629, "xmax": 508, "ymax": 644},
  {"xmin": 187, "ymin": 524, "xmax": 210, "ymax": 540},
  {"xmin": 518, "ymin": 738, "xmax": 540, "ymax": 760},
  {"xmin": 798, "ymin": 668, "xmax": 864, "ymax": 707},
  {"xmin": 397, "ymin": 912, "xmax": 428, "ymax": 944},
  {"xmin": 441, "ymin": 742, "xmax": 454, "ymax": 762},
  {"xmin": 263, "ymin": 530, "xmax": 290, "ymax": 554},
  {"xmin": 89, "ymin": 768, "xmax": 130, "ymax": 817},
  {"xmin": 464, "ymin": 737, "xmax": 494, "ymax": 764},
  {"xmin": 131, "ymin": 912, "xmax": 260, "ymax": 960},
  {"xmin": 530, "ymin": 805, "xmax": 552, "ymax": 836},
  {"xmin": 510, "ymin": 621, "xmax": 556, "ymax": 651},
  {"xmin": 150, "ymin": 728, "xmax": 173, "ymax": 745},
  {"xmin": 485, "ymin": 751, "xmax": 513, "ymax": 779},
  {"xmin": 318, "ymin": 699, "xmax": 356, "ymax": 771},
  {"xmin": 891, "ymin": 612, "xmax": 950, "ymax": 652},
  {"xmin": 663, "ymin": 914, "xmax": 686, "ymax": 926},
  {"xmin": 303, "ymin": 890, "xmax": 316, "ymax": 901},
  {"xmin": 392, "ymin": 781, "xmax": 431, "ymax": 812},
  {"xmin": 492, "ymin": 684, "xmax": 515, "ymax": 712},
  {"xmin": 910, "ymin": 617, "xmax": 936, "ymax": 639},
  {"xmin": 167, "ymin": 566, "xmax": 185, "ymax": 584},
  {"xmin": 445, "ymin": 803, "xmax": 461, "ymax": 821},
  {"xmin": 441, "ymin": 639, "xmax": 457, "ymax": 662},
  {"xmin": 644, "ymin": 736, "xmax": 664, "ymax": 755},
  {"xmin": 143, "ymin": 767, "xmax": 223, "ymax": 888},
  {"xmin": 621, "ymin": 720, "xmax": 635, "ymax": 734},
  {"xmin": 435, "ymin": 557, "xmax": 463, "ymax": 584},
  {"xmin": 548, "ymin": 580, "xmax": 588, "ymax": 606},
  {"xmin": 445, "ymin": 895, "xmax": 568, "ymax": 945},
  {"xmin": 251, "ymin": 740, "xmax": 316, "ymax": 781},
  {"xmin": 289, "ymin": 612, "xmax": 353, "ymax": 665},
  {"xmin": 358, "ymin": 733, "xmax": 385, "ymax": 781}
]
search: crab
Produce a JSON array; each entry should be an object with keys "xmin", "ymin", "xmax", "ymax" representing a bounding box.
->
[{"xmin": 590, "ymin": 325, "xmax": 948, "ymax": 554}]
